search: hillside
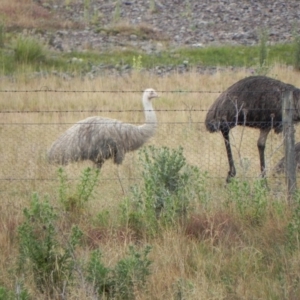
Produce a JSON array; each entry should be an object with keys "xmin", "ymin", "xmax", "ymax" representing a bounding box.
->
[{"xmin": 1, "ymin": 0, "xmax": 300, "ymax": 54}]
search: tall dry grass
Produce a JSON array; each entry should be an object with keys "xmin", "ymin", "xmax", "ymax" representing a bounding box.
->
[{"xmin": 0, "ymin": 66, "xmax": 300, "ymax": 299}]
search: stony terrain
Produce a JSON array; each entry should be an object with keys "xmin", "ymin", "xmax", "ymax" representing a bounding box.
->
[{"xmin": 37, "ymin": 0, "xmax": 300, "ymax": 53}]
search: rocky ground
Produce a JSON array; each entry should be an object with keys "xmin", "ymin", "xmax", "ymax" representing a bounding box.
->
[{"xmin": 36, "ymin": 0, "xmax": 300, "ymax": 54}]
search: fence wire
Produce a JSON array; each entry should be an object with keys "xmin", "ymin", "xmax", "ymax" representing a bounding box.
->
[{"xmin": 0, "ymin": 90, "xmax": 298, "ymax": 202}]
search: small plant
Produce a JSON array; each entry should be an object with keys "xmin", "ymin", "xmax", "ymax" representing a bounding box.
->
[
  {"xmin": 113, "ymin": 0, "xmax": 121, "ymax": 23},
  {"xmin": 149, "ymin": 0, "xmax": 157, "ymax": 13},
  {"xmin": 86, "ymin": 250, "xmax": 111, "ymax": 296},
  {"xmin": 132, "ymin": 55, "xmax": 142, "ymax": 71},
  {"xmin": 0, "ymin": 22, "xmax": 5, "ymax": 48},
  {"xmin": 86, "ymin": 245, "xmax": 152, "ymax": 299},
  {"xmin": 258, "ymin": 29, "xmax": 268, "ymax": 67},
  {"xmin": 17, "ymin": 192, "xmax": 83, "ymax": 296},
  {"xmin": 57, "ymin": 167, "xmax": 100, "ymax": 214},
  {"xmin": 183, "ymin": 0, "xmax": 192, "ymax": 18},
  {"xmin": 112, "ymin": 245, "xmax": 152, "ymax": 299},
  {"xmin": 225, "ymin": 179, "xmax": 268, "ymax": 226},
  {"xmin": 14, "ymin": 36, "xmax": 46, "ymax": 64},
  {"xmin": 286, "ymin": 190, "xmax": 300, "ymax": 251},
  {"xmin": 173, "ymin": 278, "xmax": 194, "ymax": 300},
  {"xmin": 255, "ymin": 29, "xmax": 269, "ymax": 75},
  {"xmin": 0, "ymin": 286, "xmax": 13, "ymax": 300},
  {"xmin": 84, "ymin": 0, "xmax": 91, "ymax": 22}
]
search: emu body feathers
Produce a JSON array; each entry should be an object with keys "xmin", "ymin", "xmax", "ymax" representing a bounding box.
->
[
  {"xmin": 205, "ymin": 76, "xmax": 300, "ymax": 182},
  {"xmin": 48, "ymin": 88, "xmax": 158, "ymax": 168}
]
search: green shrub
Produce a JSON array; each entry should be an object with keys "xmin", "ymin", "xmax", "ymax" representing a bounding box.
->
[
  {"xmin": 14, "ymin": 36, "xmax": 45, "ymax": 64},
  {"xmin": 121, "ymin": 146, "xmax": 207, "ymax": 235},
  {"xmin": 86, "ymin": 245, "xmax": 152, "ymax": 299},
  {"xmin": 17, "ymin": 192, "xmax": 82, "ymax": 297}
]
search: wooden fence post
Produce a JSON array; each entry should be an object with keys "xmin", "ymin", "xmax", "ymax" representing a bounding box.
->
[{"xmin": 282, "ymin": 90, "xmax": 296, "ymax": 203}]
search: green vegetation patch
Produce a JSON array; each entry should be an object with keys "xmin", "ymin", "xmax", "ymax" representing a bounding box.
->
[{"xmin": 0, "ymin": 35, "xmax": 297, "ymax": 75}]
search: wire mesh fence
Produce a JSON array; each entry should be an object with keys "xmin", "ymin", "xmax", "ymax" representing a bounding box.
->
[{"xmin": 0, "ymin": 89, "xmax": 299, "ymax": 203}]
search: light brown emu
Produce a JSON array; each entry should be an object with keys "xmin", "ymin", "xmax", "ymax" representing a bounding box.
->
[
  {"xmin": 205, "ymin": 76, "xmax": 300, "ymax": 182},
  {"xmin": 48, "ymin": 88, "xmax": 158, "ymax": 168}
]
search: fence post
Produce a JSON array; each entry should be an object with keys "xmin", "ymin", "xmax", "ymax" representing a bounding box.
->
[{"xmin": 282, "ymin": 89, "xmax": 296, "ymax": 203}]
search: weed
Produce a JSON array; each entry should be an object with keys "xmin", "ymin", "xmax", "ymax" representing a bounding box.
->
[
  {"xmin": 258, "ymin": 29, "xmax": 268, "ymax": 67},
  {"xmin": 84, "ymin": 0, "xmax": 91, "ymax": 22},
  {"xmin": 17, "ymin": 192, "xmax": 83, "ymax": 297},
  {"xmin": 149, "ymin": 0, "xmax": 157, "ymax": 13},
  {"xmin": 255, "ymin": 29, "xmax": 269, "ymax": 75},
  {"xmin": 57, "ymin": 167, "xmax": 100, "ymax": 214},
  {"xmin": 96, "ymin": 210, "xmax": 111, "ymax": 227},
  {"xmin": 0, "ymin": 286, "xmax": 12, "ymax": 300},
  {"xmin": 0, "ymin": 22, "xmax": 5, "ymax": 48},
  {"xmin": 287, "ymin": 190, "xmax": 300, "ymax": 251},
  {"xmin": 14, "ymin": 36, "xmax": 45, "ymax": 64},
  {"xmin": 132, "ymin": 55, "xmax": 142, "ymax": 71},
  {"xmin": 86, "ymin": 245, "xmax": 152, "ymax": 299},
  {"xmin": 112, "ymin": 245, "xmax": 152, "ymax": 299},
  {"xmin": 113, "ymin": 0, "xmax": 121, "ymax": 23},
  {"xmin": 86, "ymin": 250, "xmax": 111, "ymax": 296},
  {"xmin": 225, "ymin": 178, "xmax": 268, "ymax": 226},
  {"xmin": 173, "ymin": 278, "xmax": 194, "ymax": 300}
]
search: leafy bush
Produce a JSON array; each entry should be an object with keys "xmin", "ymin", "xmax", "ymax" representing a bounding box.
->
[
  {"xmin": 17, "ymin": 192, "xmax": 82, "ymax": 297},
  {"xmin": 86, "ymin": 245, "xmax": 152, "ymax": 299},
  {"xmin": 121, "ymin": 146, "xmax": 206, "ymax": 235},
  {"xmin": 14, "ymin": 36, "xmax": 45, "ymax": 64}
]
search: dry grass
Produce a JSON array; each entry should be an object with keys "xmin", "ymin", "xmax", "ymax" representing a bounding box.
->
[
  {"xmin": 1, "ymin": 66, "xmax": 300, "ymax": 299},
  {"xmin": 0, "ymin": 0, "xmax": 83, "ymax": 30}
]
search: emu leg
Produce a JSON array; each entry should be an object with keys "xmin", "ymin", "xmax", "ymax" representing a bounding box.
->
[
  {"xmin": 257, "ymin": 128, "xmax": 271, "ymax": 177},
  {"xmin": 221, "ymin": 128, "xmax": 236, "ymax": 183},
  {"xmin": 113, "ymin": 148, "xmax": 125, "ymax": 165}
]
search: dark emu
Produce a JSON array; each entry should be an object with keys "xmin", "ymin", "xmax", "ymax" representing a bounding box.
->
[{"xmin": 205, "ymin": 76, "xmax": 300, "ymax": 183}]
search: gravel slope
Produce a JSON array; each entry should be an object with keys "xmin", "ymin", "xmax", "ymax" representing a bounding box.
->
[{"xmin": 38, "ymin": 0, "xmax": 300, "ymax": 53}]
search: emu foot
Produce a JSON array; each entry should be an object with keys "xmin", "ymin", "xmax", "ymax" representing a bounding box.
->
[{"xmin": 226, "ymin": 170, "xmax": 236, "ymax": 183}]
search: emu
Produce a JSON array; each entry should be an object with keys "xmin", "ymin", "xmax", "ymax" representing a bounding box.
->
[
  {"xmin": 48, "ymin": 88, "xmax": 158, "ymax": 168},
  {"xmin": 205, "ymin": 76, "xmax": 300, "ymax": 182}
]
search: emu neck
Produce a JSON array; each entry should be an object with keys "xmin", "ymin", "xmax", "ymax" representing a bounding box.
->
[
  {"xmin": 137, "ymin": 98, "xmax": 157, "ymax": 139},
  {"xmin": 124, "ymin": 96, "xmax": 157, "ymax": 152},
  {"xmin": 144, "ymin": 99, "xmax": 157, "ymax": 125}
]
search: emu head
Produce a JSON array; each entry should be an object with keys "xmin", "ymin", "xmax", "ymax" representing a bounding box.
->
[{"xmin": 144, "ymin": 88, "xmax": 158, "ymax": 102}]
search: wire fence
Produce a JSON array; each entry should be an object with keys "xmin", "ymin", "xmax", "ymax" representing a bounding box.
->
[{"xmin": 0, "ymin": 89, "xmax": 298, "ymax": 202}]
